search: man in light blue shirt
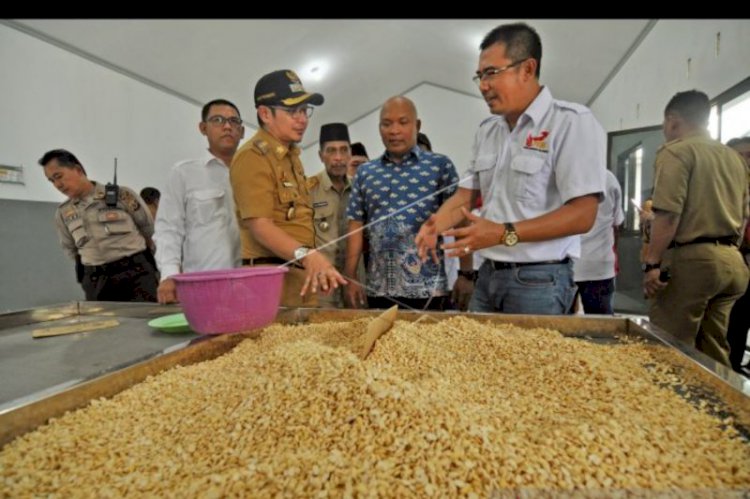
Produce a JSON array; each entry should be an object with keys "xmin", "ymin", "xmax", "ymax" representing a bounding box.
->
[{"xmin": 416, "ymin": 23, "xmax": 606, "ymax": 315}]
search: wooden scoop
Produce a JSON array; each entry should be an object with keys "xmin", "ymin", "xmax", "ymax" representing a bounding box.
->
[{"xmin": 350, "ymin": 306, "xmax": 398, "ymax": 360}]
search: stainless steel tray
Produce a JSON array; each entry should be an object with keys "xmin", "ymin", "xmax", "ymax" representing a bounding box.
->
[{"xmin": 1, "ymin": 303, "xmax": 748, "ymax": 448}]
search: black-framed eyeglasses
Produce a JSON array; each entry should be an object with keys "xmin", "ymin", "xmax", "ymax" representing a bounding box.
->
[
  {"xmin": 472, "ymin": 59, "xmax": 526, "ymax": 86},
  {"xmin": 269, "ymin": 105, "xmax": 314, "ymax": 119},
  {"xmin": 205, "ymin": 115, "xmax": 243, "ymax": 128}
]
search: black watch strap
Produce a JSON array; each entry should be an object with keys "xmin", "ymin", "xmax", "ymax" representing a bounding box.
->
[
  {"xmin": 458, "ymin": 270, "xmax": 478, "ymax": 281},
  {"xmin": 642, "ymin": 262, "xmax": 661, "ymax": 273}
]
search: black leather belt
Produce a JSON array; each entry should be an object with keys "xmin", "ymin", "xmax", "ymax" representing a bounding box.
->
[
  {"xmin": 668, "ymin": 236, "xmax": 738, "ymax": 249},
  {"xmin": 242, "ymin": 257, "xmax": 302, "ymax": 269},
  {"xmin": 84, "ymin": 250, "xmax": 151, "ymax": 274},
  {"xmin": 489, "ymin": 257, "xmax": 570, "ymax": 270}
]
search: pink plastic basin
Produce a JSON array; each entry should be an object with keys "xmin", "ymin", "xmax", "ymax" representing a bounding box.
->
[{"xmin": 172, "ymin": 266, "xmax": 289, "ymax": 334}]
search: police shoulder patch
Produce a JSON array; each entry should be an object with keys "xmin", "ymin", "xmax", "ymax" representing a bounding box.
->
[{"xmin": 119, "ymin": 188, "xmax": 140, "ymax": 212}]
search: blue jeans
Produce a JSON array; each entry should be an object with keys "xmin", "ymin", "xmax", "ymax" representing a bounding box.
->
[
  {"xmin": 575, "ymin": 277, "xmax": 616, "ymax": 315},
  {"xmin": 469, "ymin": 259, "xmax": 576, "ymax": 315}
]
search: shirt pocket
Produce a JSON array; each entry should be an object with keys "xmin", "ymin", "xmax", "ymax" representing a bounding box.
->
[
  {"xmin": 66, "ymin": 218, "xmax": 89, "ymax": 247},
  {"xmin": 509, "ymin": 154, "xmax": 548, "ymax": 206},
  {"xmin": 473, "ymin": 154, "xmax": 496, "ymax": 189},
  {"xmin": 313, "ymin": 202, "xmax": 334, "ymax": 227},
  {"xmin": 97, "ymin": 210, "xmax": 134, "ymax": 235},
  {"xmin": 187, "ymin": 189, "xmax": 227, "ymax": 225}
]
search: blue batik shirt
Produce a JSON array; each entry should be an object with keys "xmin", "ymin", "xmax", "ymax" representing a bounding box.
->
[{"xmin": 347, "ymin": 146, "xmax": 459, "ymax": 298}]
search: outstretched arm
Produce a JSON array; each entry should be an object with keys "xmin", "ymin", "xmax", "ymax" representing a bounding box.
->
[{"xmin": 415, "ymin": 187, "xmax": 476, "ymax": 262}]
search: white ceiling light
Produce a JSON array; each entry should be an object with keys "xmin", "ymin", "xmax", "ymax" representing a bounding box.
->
[{"xmin": 303, "ymin": 61, "xmax": 328, "ymax": 83}]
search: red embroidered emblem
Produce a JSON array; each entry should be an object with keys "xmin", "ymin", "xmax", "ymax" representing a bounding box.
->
[{"xmin": 525, "ymin": 130, "xmax": 550, "ymax": 151}]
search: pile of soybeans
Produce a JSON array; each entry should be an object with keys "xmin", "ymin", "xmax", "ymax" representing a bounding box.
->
[{"xmin": 2, "ymin": 316, "xmax": 748, "ymax": 496}]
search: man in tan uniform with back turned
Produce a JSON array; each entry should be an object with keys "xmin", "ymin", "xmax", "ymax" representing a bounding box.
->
[
  {"xmin": 230, "ymin": 70, "xmax": 346, "ymax": 307},
  {"xmin": 644, "ymin": 90, "xmax": 749, "ymax": 366}
]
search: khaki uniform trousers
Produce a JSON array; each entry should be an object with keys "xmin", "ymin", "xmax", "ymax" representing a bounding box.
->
[{"xmin": 650, "ymin": 244, "xmax": 749, "ymax": 366}]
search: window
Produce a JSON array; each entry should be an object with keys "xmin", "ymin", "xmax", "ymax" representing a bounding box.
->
[{"xmin": 709, "ymin": 76, "xmax": 750, "ymax": 142}]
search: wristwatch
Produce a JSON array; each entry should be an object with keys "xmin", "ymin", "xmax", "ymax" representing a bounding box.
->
[
  {"xmin": 293, "ymin": 246, "xmax": 310, "ymax": 262},
  {"xmin": 502, "ymin": 222, "xmax": 519, "ymax": 247},
  {"xmin": 642, "ymin": 262, "xmax": 661, "ymax": 273}
]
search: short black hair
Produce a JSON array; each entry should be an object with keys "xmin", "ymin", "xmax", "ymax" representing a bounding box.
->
[
  {"xmin": 202, "ymin": 99, "xmax": 241, "ymax": 122},
  {"xmin": 38, "ymin": 149, "xmax": 87, "ymax": 176},
  {"xmin": 140, "ymin": 187, "xmax": 161, "ymax": 205},
  {"xmin": 664, "ymin": 90, "xmax": 710, "ymax": 127},
  {"xmin": 480, "ymin": 23, "xmax": 542, "ymax": 78},
  {"xmin": 350, "ymin": 142, "xmax": 368, "ymax": 158},
  {"xmin": 727, "ymin": 137, "xmax": 750, "ymax": 148},
  {"xmin": 417, "ymin": 132, "xmax": 432, "ymax": 152}
]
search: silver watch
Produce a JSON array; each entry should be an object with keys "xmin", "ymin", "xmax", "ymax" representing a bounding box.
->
[{"xmin": 293, "ymin": 246, "xmax": 310, "ymax": 262}]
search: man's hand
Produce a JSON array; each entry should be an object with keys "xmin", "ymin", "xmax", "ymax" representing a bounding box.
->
[
  {"xmin": 415, "ymin": 214, "xmax": 440, "ymax": 263},
  {"xmin": 299, "ymin": 250, "xmax": 348, "ymax": 296},
  {"xmin": 157, "ymin": 278, "xmax": 178, "ymax": 304},
  {"xmin": 451, "ymin": 275, "xmax": 474, "ymax": 311},
  {"xmin": 345, "ymin": 279, "xmax": 368, "ymax": 308},
  {"xmin": 442, "ymin": 208, "xmax": 501, "ymax": 258},
  {"xmin": 642, "ymin": 268, "xmax": 667, "ymax": 298}
]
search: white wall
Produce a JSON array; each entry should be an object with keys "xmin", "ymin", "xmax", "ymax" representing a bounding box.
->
[
  {"xmin": 0, "ymin": 24, "xmax": 204, "ymax": 203},
  {"xmin": 591, "ymin": 20, "xmax": 750, "ymax": 132},
  {"xmin": 301, "ymin": 83, "xmax": 489, "ymax": 179}
]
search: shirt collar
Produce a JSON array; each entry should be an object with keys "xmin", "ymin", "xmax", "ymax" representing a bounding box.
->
[
  {"xmin": 318, "ymin": 169, "xmax": 350, "ymax": 192},
  {"xmin": 72, "ymin": 181, "xmax": 103, "ymax": 204},
  {"xmin": 257, "ymin": 127, "xmax": 300, "ymax": 160},
  {"xmin": 519, "ymin": 86, "xmax": 553, "ymax": 127},
  {"xmin": 202, "ymin": 149, "xmax": 229, "ymax": 168},
  {"xmin": 381, "ymin": 145, "xmax": 422, "ymax": 165}
]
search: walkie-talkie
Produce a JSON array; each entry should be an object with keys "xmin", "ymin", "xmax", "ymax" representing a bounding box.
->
[{"xmin": 105, "ymin": 157, "xmax": 119, "ymax": 208}]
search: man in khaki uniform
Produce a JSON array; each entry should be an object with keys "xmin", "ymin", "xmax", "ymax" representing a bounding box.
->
[
  {"xmin": 230, "ymin": 70, "xmax": 346, "ymax": 307},
  {"xmin": 310, "ymin": 123, "xmax": 366, "ymax": 307},
  {"xmin": 644, "ymin": 90, "xmax": 749, "ymax": 366},
  {"xmin": 41, "ymin": 149, "xmax": 158, "ymax": 302}
]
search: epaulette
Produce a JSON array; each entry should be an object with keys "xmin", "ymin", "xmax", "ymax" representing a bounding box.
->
[
  {"xmin": 252, "ymin": 139, "xmax": 270, "ymax": 155},
  {"xmin": 554, "ymin": 100, "xmax": 590, "ymax": 115}
]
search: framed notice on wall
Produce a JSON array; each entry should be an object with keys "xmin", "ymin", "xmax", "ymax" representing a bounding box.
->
[{"xmin": 0, "ymin": 164, "xmax": 24, "ymax": 185}]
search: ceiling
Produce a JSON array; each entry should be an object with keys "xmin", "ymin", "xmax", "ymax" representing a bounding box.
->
[{"xmin": 11, "ymin": 19, "xmax": 652, "ymax": 144}]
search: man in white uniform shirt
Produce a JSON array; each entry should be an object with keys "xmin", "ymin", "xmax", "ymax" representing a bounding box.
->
[
  {"xmin": 416, "ymin": 22, "xmax": 606, "ymax": 315},
  {"xmin": 572, "ymin": 170, "xmax": 624, "ymax": 314},
  {"xmin": 154, "ymin": 99, "xmax": 244, "ymax": 304}
]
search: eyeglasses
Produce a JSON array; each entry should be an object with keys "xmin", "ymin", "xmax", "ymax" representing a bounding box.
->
[
  {"xmin": 472, "ymin": 59, "xmax": 526, "ymax": 86},
  {"xmin": 206, "ymin": 115, "xmax": 243, "ymax": 128},
  {"xmin": 270, "ymin": 105, "xmax": 314, "ymax": 119}
]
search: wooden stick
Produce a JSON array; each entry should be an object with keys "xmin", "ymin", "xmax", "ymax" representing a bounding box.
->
[{"xmin": 32, "ymin": 319, "xmax": 120, "ymax": 339}]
